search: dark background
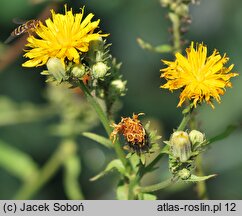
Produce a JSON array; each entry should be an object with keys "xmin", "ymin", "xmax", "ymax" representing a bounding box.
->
[{"xmin": 0, "ymin": 0, "xmax": 242, "ymax": 199}]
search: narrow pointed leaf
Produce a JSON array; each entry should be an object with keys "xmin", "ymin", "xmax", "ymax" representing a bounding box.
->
[
  {"xmin": 0, "ymin": 140, "xmax": 38, "ymax": 181},
  {"xmin": 184, "ymin": 174, "xmax": 217, "ymax": 182},
  {"xmin": 82, "ymin": 132, "xmax": 113, "ymax": 149},
  {"xmin": 140, "ymin": 154, "xmax": 146, "ymax": 165},
  {"xmin": 137, "ymin": 38, "xmax": 154, "ymax": 51},
  {"xmin": 207, "ymin": 125, "xmax": 237, "ymax": 146},
  {"xmin": 90, "ymin": 159, "xmax": 126, "ymax": 181},
  {"xmin": 137, "ymin": 38, "xmax": 172, "ymax": 53},
  {"xmin": 154, "ymin": 44, "xmax": 173, "ymax": 53}
]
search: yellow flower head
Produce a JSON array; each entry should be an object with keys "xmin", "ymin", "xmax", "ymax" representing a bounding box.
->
[
  {"xmin": 160, "ymin": 42, "xmax": 238, "ymax": 108},
  {"xmin": 22, "ymin": 5, "xmax": 108, "ymax": 67}
]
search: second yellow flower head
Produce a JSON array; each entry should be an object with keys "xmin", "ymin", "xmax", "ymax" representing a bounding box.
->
[{"xmin": 160, "ymin": 42, "xmax": 238, "ymax": 108}]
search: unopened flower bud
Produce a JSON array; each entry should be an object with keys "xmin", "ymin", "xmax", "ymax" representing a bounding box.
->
[
  {"xmin": 89, "ymin": 38, "xmax": 104, "ymax": 51},
  {"xmin": 178, "ymin": 168, "xmax": 191, "ymax": 180},
  {"xmin": 189, "ymin": 130, "xmax": 205, "ymax": 145},
  {"xmin": 170, "ymin": 2, "xmax": 189, "ymax": 17},
  {"xmin": 170, "ymin": 131, "xmax": 191, "ymax": 162},
  {"xmin": 174, "ymin": 4, "xmax": 189, "ymax": 17},
  {"xmin": 160, "ymin": 0, "xmax": 170, "ymax": 7},
  {"xmin": 71, "ymin": 64, "xmax": 86, "ymax": 78},
  {"xmin": 92, "ymin": 62, "xmax": 109, "ymax": 79},
  {"xmin": 47, "ymin": 57, "xmax": 67, "ymax": 82},
  {"xmin": 111, "ymin": 79, "xmax": 127, "ymax": 95}
]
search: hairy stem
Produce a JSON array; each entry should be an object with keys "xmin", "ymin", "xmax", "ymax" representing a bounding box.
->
[
  {"xmin": 195, "ymin": 154, "xmax": 208, "ymax": 199},
  {"xmin": 169, "ymin": 12, "xmax": 182, "ymax": 54},
  {"xmin": 177, "ymin": 105, "xmax": 193, "ymax": 131},
  {"xmin": 177, "ymin": 114, "xmax": 191, "ymax": 131},
  {"xmin": 188, "ymin": 108, "xmax": 209, "ymax": 200},
  {"xmin": 79, "ymin": 81, "xmax": 127, "ymax": 168}
]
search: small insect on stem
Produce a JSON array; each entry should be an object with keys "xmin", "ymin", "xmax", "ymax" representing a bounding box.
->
[{"xmin": 4, "ymin": 19, "xmax": 40, "ymax": 44}]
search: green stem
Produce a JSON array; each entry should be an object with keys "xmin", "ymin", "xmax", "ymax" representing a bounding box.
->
[
  {"xmin": 169, "ymin": 12, "xmax": 182, "ymax": 54},
  {"xmin": 128, "ymin": 162, "xmax": 144, "ymax": 199},
  {"xmin": 79, "ymin": 81, "xmax": 111, "ymax": 135},
  {"xmin": 187, "ymin": 107, "xmax": 208, "ymax": 199},
  {"xmin": 63, "ymin": 154, "xmax": 85, "ymax": 200},
  {"xmin": 128, "ymin": 175, "xmax": 137, "ymax": 200},
  {"xmin": 177, "ymin": 114, "xmax": 190, "ymax": 131},
  {"xmin": 177, "ymin": 105, "xmax": 193, "ymax": 131},
  {"xmin": 138, "ymin": 176, "xmax": 178, "ymax": 193},
  {"xmin": 195, "ymin": 154, "xmax": 208, "ymax": 199},
  {"xmin": 79, "ymin": 81, "xmax": 127, "ymax": 167},
  {"xmin": 14, "ymin": 139, "xmax": 76, "ymax": 199}
]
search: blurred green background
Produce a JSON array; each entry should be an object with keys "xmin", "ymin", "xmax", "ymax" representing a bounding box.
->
[{"xmin": 0, "ymin": 0, "xmax": 242, "ymax": 199}]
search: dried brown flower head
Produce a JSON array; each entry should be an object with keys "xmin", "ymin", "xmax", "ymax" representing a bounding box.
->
[{"xmin": 110, "ymin": 113, "xmax": 150, "ymax": 152}]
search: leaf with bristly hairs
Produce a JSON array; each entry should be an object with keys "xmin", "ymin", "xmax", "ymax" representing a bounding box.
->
[
  {"xmin": 207, "ymin": 125, "xmax": 237, "ymax": 146},
  {"xmin": 82, "ymin": 132, "xmax": 113, "ymax": 149},
  {"xmin": 90, "ymin": 159, "xmax": 126, "ymax": 181},
  {"xmin": 184, "ymin": 174, "xmax": 217, "ymax": 182}
]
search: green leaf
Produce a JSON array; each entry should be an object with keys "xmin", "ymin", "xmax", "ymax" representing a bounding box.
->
[
  {"xmin": 126, "ymin": 152, "xmax": 133, "ymax": 159},
  {"xmin": 137, "ymin": 38, "xmax": 172, "ymax": 53},
  {"xmin": 154, "ymin": 44, "xmax": 173, "ymax": 53},
  {"xmin": 182, "ymin": 104, "xmax": 193, "ymax": 115},
  {"xmin": 163, "ymin": 141, "xmax": 170, "ymax": 146},
  {"xmin": 142, "ymin": 193, "xmax": 157, "ymax": 200},
  {"xmin": 144, "ymin": 121, "xmax": 150, "ymax": 131},
  {"xmin": 160, "ymin": 149, "xmax": 170, "ymax": 155},
  {"xmin": 40, "ymin": 70, "xmax": 50, "ymax": 75},
  {"xmin": 148, "ymin": 129, "xmax": 162, "ymax": 142},
  {"xmin": 184, "ymin": 174, "xmax": 217, "ymax": 182},
  {"xmin": 90, "ymin": 159, "xmax": 126, "ymax": 181},
  {"xmin": 150, "ymin": 143, "xmax": 160, "ymax": 151},
  {"xmin": 140, "ymin": 154, "xmax": 146, "ymax": 165},
  {"xmin": 129, "ymin": 153, "xmax": 141, "ymax": 171},
  {"xmin": 82, "ymin": 132, "xmax": 113, "ymax": 149},
  {"xmin": 140, "ymin": 145, "xmax": 170, "ymax": 175},
  {"xmin": 207, "ymin": 125, "xmax": 237, "ymax": 145},
  {"xmin": 137, "ymin": 38, "xmax": 154, "ymax": 51},
  {"xmin": 63, "ymin": 155, "xmax": 84, "ymax": 200},
  {"xmin": 0, "ymin": 140, "xmax": 39, "ymax": 181}
]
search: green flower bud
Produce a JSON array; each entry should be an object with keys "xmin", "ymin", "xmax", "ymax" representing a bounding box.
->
[
  {"xmin": 174, "ymin": 3, "xmax": 189, "ymax": 17},
  {"xmin": 189, "ymin": 130, "xmax": 205, "ymax": 145},
  {"xmin": 89, "ymin": 38, "xmax": 104, "ymax": 52},
  {"xmin": 170, "ymin": 2, "xmax": 177, "ymax": 11},
  {"xmin": 111, "ymin": 79, "xmax": 127, "ymax": 95},
  {"xmin": 46, "ymin": 57, "xmax": 67, "ymax": 83},
  {"xmin": 92, "ymin": 62, "xmax": 109, "ymax": 79},
  {"xmin": 160, "ymin": 0, "xmax": 170, "ymax": 7},
  {"xmin": 71, "ymin": 64, "xmax": 86, "ymax": 78},
  {"xmin": 170, "ymin": 131, "xmax": 191, "ymax": 162},
  {"xmin": 178, "ymin": 168, "xmax": 191, "ymax": 180},
  {"xmin": 170, "ymin": 2, "xmax": 189, "ymax": 17},
  {"xmin": 96, "ymin": 89, "xmax": 105, "ymax": 98},
  {"xmin": 86, "ymin": 38, "xmax": 106, "ymax": 64}
]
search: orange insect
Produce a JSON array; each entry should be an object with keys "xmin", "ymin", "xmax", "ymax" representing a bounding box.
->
[{"xmin": 5, "ymin": 19, "xmax": 40, "ymax": 43}]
